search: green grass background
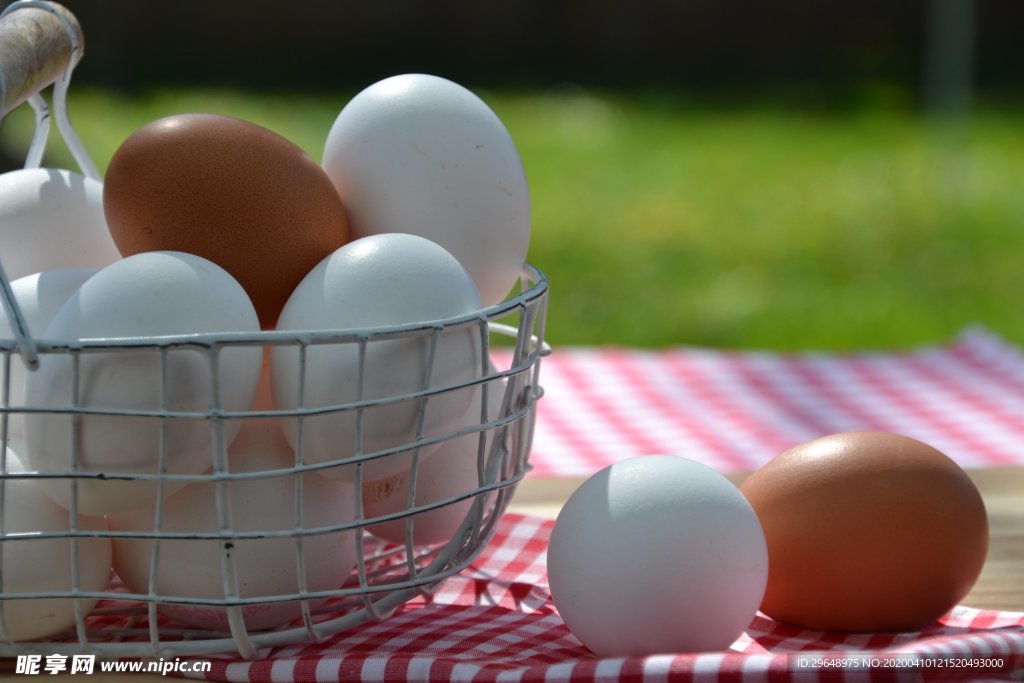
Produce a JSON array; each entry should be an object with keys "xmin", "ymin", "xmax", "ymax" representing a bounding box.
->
[{"xmin": 5, "ymin": 87, "xmax": 1023, "ymax": 351}]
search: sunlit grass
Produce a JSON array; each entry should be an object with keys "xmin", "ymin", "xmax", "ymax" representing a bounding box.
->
[{"xmin": 4, "ymin": 86, "xmax": 1024, "ymax": 350}]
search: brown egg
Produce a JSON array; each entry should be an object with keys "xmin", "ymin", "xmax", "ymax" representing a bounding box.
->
[
  {"xmin": 740, "ymin": 431, "xmax": 988, "ymax": 633},
  {"xmin": 103, "ymin": 113, "xmax": 350, "ymax": 327}
]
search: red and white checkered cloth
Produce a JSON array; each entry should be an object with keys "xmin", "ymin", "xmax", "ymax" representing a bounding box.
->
[
  {"xmin": 514, "ymin": 325, "xmax": 1024, "ymax": 475},
  {"xmin": 166, "ymin": 327, "xmax": 1023, "ymax": 680},
  {"xmin": 184, "ymin": 514, "xmax": 1024, "ymax": 682}
]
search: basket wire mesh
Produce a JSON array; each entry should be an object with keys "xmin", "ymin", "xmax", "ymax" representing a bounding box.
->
[{"xmin": 0, "ymin": 0, "xmax": 548, "ymax": 660}]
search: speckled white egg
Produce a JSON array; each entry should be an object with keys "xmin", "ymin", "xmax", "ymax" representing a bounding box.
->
[
  {"xmin": 321, "ymin": 73, "xmax": 530, "ymax": 307},
  {"xmin": 0, "ymin": 441, "xmax": 111, "ymax": 641},
  {"xmin": 547, "ymin": 455, "xmax": 768, "ymax": 657},
  {"xmin": 109, "ymin": 418, "xmax": 357, "ymax": 632},
  {"xmin": 0, "ymin": 168, "xmax": 120, "ymax": 281},
  {"xmin": 23, "ymin": 251, "xmax": 263, "ymax": 515},
  {"xmin": 0, "ymin": 268, "xmax": 98, "ymax": 438},
  {"xmin": 363, "ymin": 373, "xmax": 509, "ymax": 546},
  {"xmin": 272, "ymin": 233, "xmax": 484, "ymax": 483}
]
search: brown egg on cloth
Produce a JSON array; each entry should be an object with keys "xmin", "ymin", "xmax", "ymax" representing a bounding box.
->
[
  {"xmin": 740, "ymin": 431, "xmax": 988, "ymax": 633},
  {"xmin": 103, "ymin": 113, "xmax": 350, "ymax": 327}
]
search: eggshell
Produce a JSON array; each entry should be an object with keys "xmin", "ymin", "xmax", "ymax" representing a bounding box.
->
[
  {"xmin": 109, "ymin": 418, "xmax": 357, "ymax": 632},
  {"xmin": 322, "ymin": 73, "xmax": 530, "ymax": 307},
  {"xmin": 0, "ymin": 441, "xmax": 111, "ymax": 642},
  {"xmin": 0, "ymin": 268, "xmax": 98, "ymax": 438},
  {"xmin": 272, "ymin": 233, "xmax": 483, "ymax": 483},
  {"xmin": 0, "ymin": 168, "xmax": 119, "ymax": 281},
  {"xmin": 103, "ymin": 113, "xmax": 350, "ymax": 327},
  {"xmin": 740, "ymin": 431, "xmax": 989, "ymax": 633},
  {"xmin": 250, "ymin": 347, "xmax": 275, "ymax": 412},
  {"xmin": 547, "ymin": 455, "xmax": 768, "ymax": 657},
  {"xmin": 363, "ymin": 373, "xmax": 509, "ymax": 546},
  {"xmin": 23, "ymin": 252, "xmax": 263, "ymax": 515}
]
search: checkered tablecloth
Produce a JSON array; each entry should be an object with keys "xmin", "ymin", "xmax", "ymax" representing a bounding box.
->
[
  {"xmin": 185, "ymin": 514, "xmax": 1024, "ymax": 682},
  {"xmin": 514, "ymin": 325, "xmax": 1024, "ymax": 475},
  {"xmin": 167, "ymin": 326, "xmax": 1024, "ymax": 680}
]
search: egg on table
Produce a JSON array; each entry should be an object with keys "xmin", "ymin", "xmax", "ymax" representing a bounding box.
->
[
  {"xmin": 103, "ymin": 113, "xmax": 350, "ymax": 327},
  {"xmin": 23, "ymin": 251, "xmax": 263, "ymax": 515},
  {"xmin": 271, "ymin": 233, "xmax": 484, "ymax": 483},
  {"xmin": 322, "ymin": 73, "xmax": 530, "ymax": 307},
  {"xmin": 0, "ymin": 168, "xmax": 119, "ymax": 281},
  {"xmin": 740, "ymin": 431, "xmax": 989, "ymax": 633},
  {"xmin": 546, "ymin": 455, "xmax": 768, "ymax": 657}
]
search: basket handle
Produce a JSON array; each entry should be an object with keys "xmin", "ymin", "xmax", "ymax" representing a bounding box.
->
[
  {"xmin": 0, "ymin": 1, "xmax": 85, "ymax": 371},
  {"xmin": 0, "ymin": 0, "xmax": 83, "ymax": 117}
]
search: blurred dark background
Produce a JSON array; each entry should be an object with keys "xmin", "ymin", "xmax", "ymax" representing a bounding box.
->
[
  {"xmin": 2, "ymin": 0, "xmax": 1024, "ymax": 351},
  {"xmin": 6, "ymin": 0, "xmax": 1022, "ymax": 106}
]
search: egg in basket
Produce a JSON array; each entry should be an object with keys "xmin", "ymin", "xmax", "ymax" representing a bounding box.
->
[{"xmin": 0, "ymin": 1, "xmax": 547, "ymax": 659}]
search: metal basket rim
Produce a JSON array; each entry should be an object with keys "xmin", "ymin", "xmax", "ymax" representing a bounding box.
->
[{"xmin": 0, "ymin": 264, "xmax": 548, "ymax": 353}]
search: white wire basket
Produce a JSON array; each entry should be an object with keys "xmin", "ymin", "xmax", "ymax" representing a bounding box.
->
[{"xmin": 0, "ymin": 1, "xmax": 548, "ymax": 660}]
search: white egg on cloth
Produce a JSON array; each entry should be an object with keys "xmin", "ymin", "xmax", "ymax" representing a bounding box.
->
[
  {"xmin": 0, "ymin": 440, "xmax": 111, "ymax": 642},
  {"xmin": 322, "ymin": 73, "xmax": 531, "ymax": 307},
  {"xmin": 109, "ymin": 418, "xmax": 357, "ymax": 632},
  {"xmin": 23, "ymin": 252, "xmax": 262, "ymax": 515},
  {"xmin": 546, "ymin": 455, "xmax": 768, "ymax": 657},
  {"xmin": 0, "ymin": 268, "xmax": 98, "ymax": 438},
  {"xmin": 272, "ymin": 233, "xmax": 484, "ymax": 483},
  {"xmin": 0, "ymin": 168, "xmax": 120, "ymax": 281}
]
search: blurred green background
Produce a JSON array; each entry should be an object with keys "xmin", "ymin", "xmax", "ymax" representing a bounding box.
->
[{"xmin": 2, "ymin": 0, "xmax": 1023, "ymax": 351}]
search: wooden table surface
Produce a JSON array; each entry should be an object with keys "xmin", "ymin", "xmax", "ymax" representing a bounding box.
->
[{"xmin": 1, "ymin": 467, "xmax": 1020, "ymax": 680}]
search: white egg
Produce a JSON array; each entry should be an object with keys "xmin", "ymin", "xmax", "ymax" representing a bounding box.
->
[
  {"xmin": 272, "ymin": 233, "xmax": 484, "ymax": 483},
  {"xmin": 250, "ymin": 348, "xmax": 274, "ymax": 412},
  {"xmin": 0, "ymin": 441, "xmax": 112, "ymax": 642},
  {"xmin": 546, "ymin": 455, "xmax": 768, "ymax": 657},
  {"xmin": 0, "ymin": 168, "xmax": 120, "ymax": 281},
  {"xmin": 0, "ymin": 268, "xmax": 98, "ymax": 438},
  {"xmin": 109, "ymin": 418, "xmax": 357, "ymax": 632},
  {"xmin": 363, "ymin": 373, "xmax": 509, "ymax": 546},
  {"xmin": 321, "ymin": 73, "xmax": 531, "ymax": 307},
  {"xmin": 23, "ymin": 252, "xmax": 263, "ymax": 515}
]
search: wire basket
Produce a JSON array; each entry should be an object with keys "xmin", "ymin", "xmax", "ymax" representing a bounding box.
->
[{"xmin": 0, "ymin": 1, "xmax": 548, "ymax": 660}]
